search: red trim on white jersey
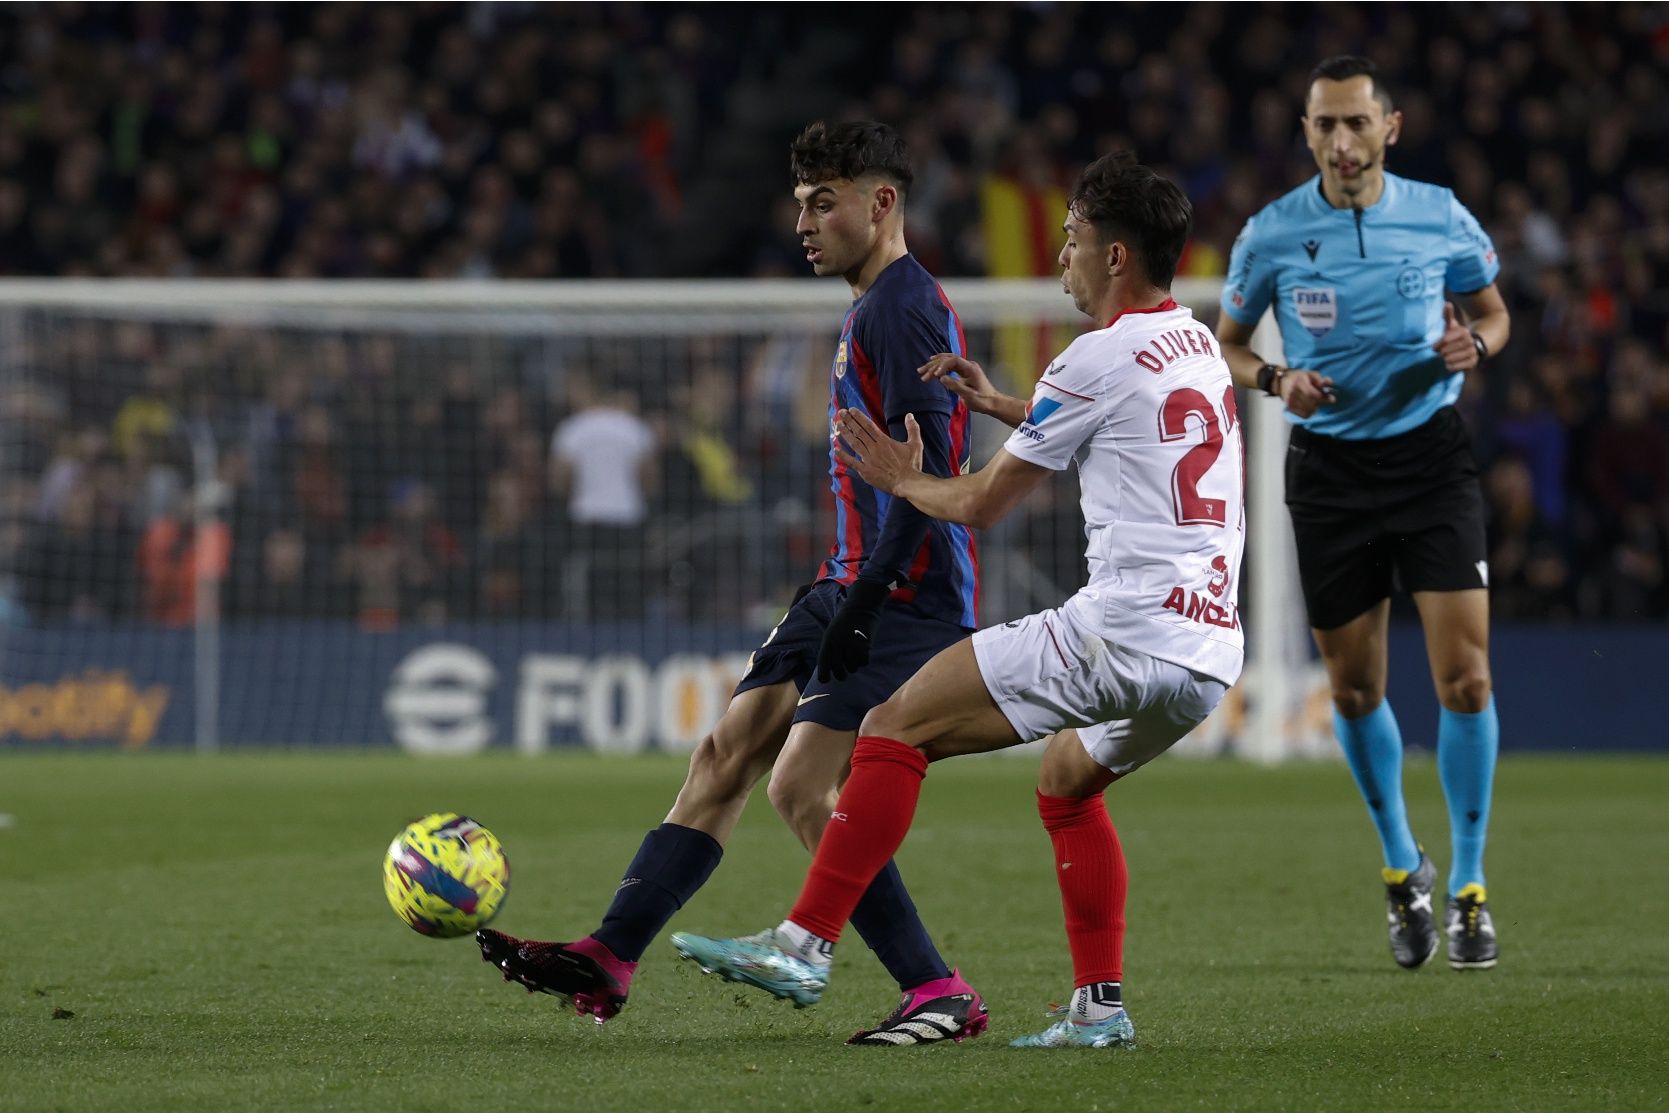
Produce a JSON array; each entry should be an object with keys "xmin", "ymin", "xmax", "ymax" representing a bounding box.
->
[
  {"xmin": 1105, "ymin": 297, "xmax": 1179, "ymax": 329},
  {"xmin": 1038, "ymin": 378, "xmax": 1096, "ymax": 402}
]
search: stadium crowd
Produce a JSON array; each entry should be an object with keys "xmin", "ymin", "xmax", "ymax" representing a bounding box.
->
[{"xmin": 1, "ymin": 3, "xmax": 1666, "ymax": 623}]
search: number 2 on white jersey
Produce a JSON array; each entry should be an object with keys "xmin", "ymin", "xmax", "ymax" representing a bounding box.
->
[{"xmin": 1158, "ymin": 385, "xmax": 1238, "ymax": 527}]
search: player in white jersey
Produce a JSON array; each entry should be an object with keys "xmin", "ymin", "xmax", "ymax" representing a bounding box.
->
[{"xmin": 671, "ymin": 151, "xmax": 1243, "ymax": 1049}]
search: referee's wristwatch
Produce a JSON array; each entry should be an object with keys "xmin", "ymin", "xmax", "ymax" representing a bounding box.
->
[
  {"xmin": 1470, "ymin": 330, "xmax": 1489, "ymax": 362},
  {"xmin": 1256, "ymin": 363, "xmax": 1286, "ymax": 396}
]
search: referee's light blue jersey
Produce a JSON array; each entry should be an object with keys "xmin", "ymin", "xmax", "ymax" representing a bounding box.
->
[{"xmin": 1221, "ymin": 173, "xmax": 1500, "ymax": 440}]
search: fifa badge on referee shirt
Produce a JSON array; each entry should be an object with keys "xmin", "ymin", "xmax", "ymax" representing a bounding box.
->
[{"xmin": 1294, "ymin": 287, "xmax": 1337, "ymax": 338}]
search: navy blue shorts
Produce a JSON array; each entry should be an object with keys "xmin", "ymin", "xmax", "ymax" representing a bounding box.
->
[{"xmin": 734, "ymin": 581, "xmax": 973, "ymax": 732}]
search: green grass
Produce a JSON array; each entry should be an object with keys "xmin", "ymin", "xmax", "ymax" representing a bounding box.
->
[{"xmin": 1, "ymin": 753, "xmax": 1666, "ymax": 1113}]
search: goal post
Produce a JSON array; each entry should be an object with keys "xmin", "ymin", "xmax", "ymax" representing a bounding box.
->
[{"xmin": 0, "ymin": 278, "xmax": 1325, "ymax": 760}]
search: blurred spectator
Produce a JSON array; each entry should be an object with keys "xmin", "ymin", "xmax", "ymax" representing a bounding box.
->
[
  {"xmin": 1484, "ymin": 456, "xmax": 1574, "ymax": 620},
  {"xmin": 477, "ymin": 470, "xmax": 547, "ymax": 619},
  {"xmin": 550, "ymin": 378, "xmax": 658, "ymax": 619},
  {"xmin": 1588, "ymin": 506, "xmax": 1666, "ymax": 620},
  {"xmin": 112, "ymin": 361, "xmax": 179, "ymax": 463},
  {"xmin": 661, "ymin": 369, "xmax": 754, "ymax": 514},
  {"xmin": 1583, "ymin": 383, "xmax": 1669, "ymax": 543},
  {"xmin": 338, "ymin": 479, "xmax": 464, "ymax": 630},
  {"xmin": 290, "ymin": 405, "xmax": 349, "ymax": 542},
  {"xmin": 18, "ymin": 478, "xmax": 135, "ymax": 622},
  {"xmin": 1491, "ymin": 378, "xmax": 1569, "ymax": 529},
  {"xmin": 229, "ymin": 527, "xmax": 329, "ymax": 619},
  {"xmin": 1577, "ymin": 380, "xmax": 1669, "ymax": 621},
  {"xmin": 36, "ymin": 427, "xmax": 110, "ymax": 523},
  {"xmin": 135, "ymin": 494, "xmax": 230, "ymax": 627}
]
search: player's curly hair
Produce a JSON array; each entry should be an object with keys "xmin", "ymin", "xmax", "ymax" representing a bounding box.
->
[
  {"xmin": 790, "ymin": 121, "xmax": 913, "ymax": 197},
  {"xmin": 1068, "ymin": 150, "xmax": 1192, "ymax": 289}
]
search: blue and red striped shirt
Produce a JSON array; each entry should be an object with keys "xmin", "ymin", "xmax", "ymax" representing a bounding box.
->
[{"xmin": 819, "ymin": 254, "xmax": 979, "ymax": 629}]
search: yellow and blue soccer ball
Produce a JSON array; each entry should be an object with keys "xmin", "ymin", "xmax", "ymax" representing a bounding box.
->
[{"xmin": 383, "ymin": 813, "xmax": 510, "ymax": 938}]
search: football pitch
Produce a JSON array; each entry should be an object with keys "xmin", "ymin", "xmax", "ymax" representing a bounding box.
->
[{"xmin": 3, "ymin": 752, "xmax": 1665, "ymax": 1113}]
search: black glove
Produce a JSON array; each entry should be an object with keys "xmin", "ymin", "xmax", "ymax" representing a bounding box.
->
[{"xmin": 815, "ymin": 578, "xmax": 889, "ymax": 682}]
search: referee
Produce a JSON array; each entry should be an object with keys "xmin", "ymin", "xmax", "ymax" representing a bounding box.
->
[{"xmin": 1217, "ymin": 56, "xmax": 1510, "ymax": 971}]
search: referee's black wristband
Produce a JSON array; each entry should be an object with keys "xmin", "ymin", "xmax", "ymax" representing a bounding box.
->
[
  {"xmin": 1470, "ymin": 330, "xmax": 1489, "ymax": 362},
  {"xmin": 1256, "ymin": 363, "xmax": 1285, "ymax": 396}
]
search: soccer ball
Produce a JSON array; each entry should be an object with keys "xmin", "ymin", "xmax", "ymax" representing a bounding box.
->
[{"xmin": 383, "ymin": 813, "xmax": 510, "ymax": 938}]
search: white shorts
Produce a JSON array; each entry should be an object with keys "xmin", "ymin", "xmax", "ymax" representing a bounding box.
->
[{"xmin": 971, "ymin": 596, "xmax": 1229, "ymax": 778}]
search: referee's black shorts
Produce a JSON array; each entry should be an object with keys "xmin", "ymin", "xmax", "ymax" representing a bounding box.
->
[{"xmin": 1285, "ymin": 405, "xmax": 1488, "ymax": 631}]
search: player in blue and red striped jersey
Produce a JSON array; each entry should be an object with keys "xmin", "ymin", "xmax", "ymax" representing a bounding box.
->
[{"xmin": 479, "ymin": 121, "xmax": 988, "ymax": 1046}]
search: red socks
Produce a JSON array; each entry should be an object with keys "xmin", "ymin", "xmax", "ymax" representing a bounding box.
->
[
  {"xmin": 789, "ymin": 736, "xmax": 928, "ymax": 942},
  {"xmin": 783, "ymin": 740, "xmax": 1129, "ymax": 990},
  {"xmin": 1037, "ymin": 789, "xmax": 1126, "ymax": 986}
]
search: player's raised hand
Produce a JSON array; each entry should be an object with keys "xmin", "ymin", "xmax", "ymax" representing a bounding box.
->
[
  {"xmin": 833, "ymin": 408, "xmax": 922, "ymax": 495},
  {"xmin": 919, "ymin": 353, "xmax": 999, "ymax": 415},
  {"xmin": 1278, "ymin": 369, "xmax": 1338, "ymax": 417},
  {"xmin": 1434, "ymin": 302, "xmax": 1478, "ymax": 372}
]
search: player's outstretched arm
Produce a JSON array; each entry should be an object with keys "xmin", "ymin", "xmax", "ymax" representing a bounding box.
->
[
  {"xmin": 919, "ymin": 354, "xmax": 1029, "ymax": 428},
  {"xmin": 1215, "ymin": 315, "xmax": 1336, "ymax": 417},
  {"xmin": 834, "ymin": 409, "xmax": 1048, "ymax": 530}
]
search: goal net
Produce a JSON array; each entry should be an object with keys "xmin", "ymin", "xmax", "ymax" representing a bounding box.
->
[{"xmin": 0, "ymin": 279, "xmax": 1327, "ymax": 759}]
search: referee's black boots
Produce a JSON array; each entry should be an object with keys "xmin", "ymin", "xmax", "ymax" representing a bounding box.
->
[{"xmin": 1383, "ymin": 854, "xmax": 1440, "ymax": 969}]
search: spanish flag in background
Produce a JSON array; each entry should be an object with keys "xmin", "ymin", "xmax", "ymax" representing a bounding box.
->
[{"xmin": 980, "ymin": 172, "xmax": 1080, "ymax": 393}]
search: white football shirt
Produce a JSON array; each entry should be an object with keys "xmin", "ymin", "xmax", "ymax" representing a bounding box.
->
[
  {"xmin": 551, "ymin": 406, "xmax": 657, "ymax": 526},
  {"xmin": 1003, "ymin": 300, "xmax": 1245, "ymax": 685}
]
